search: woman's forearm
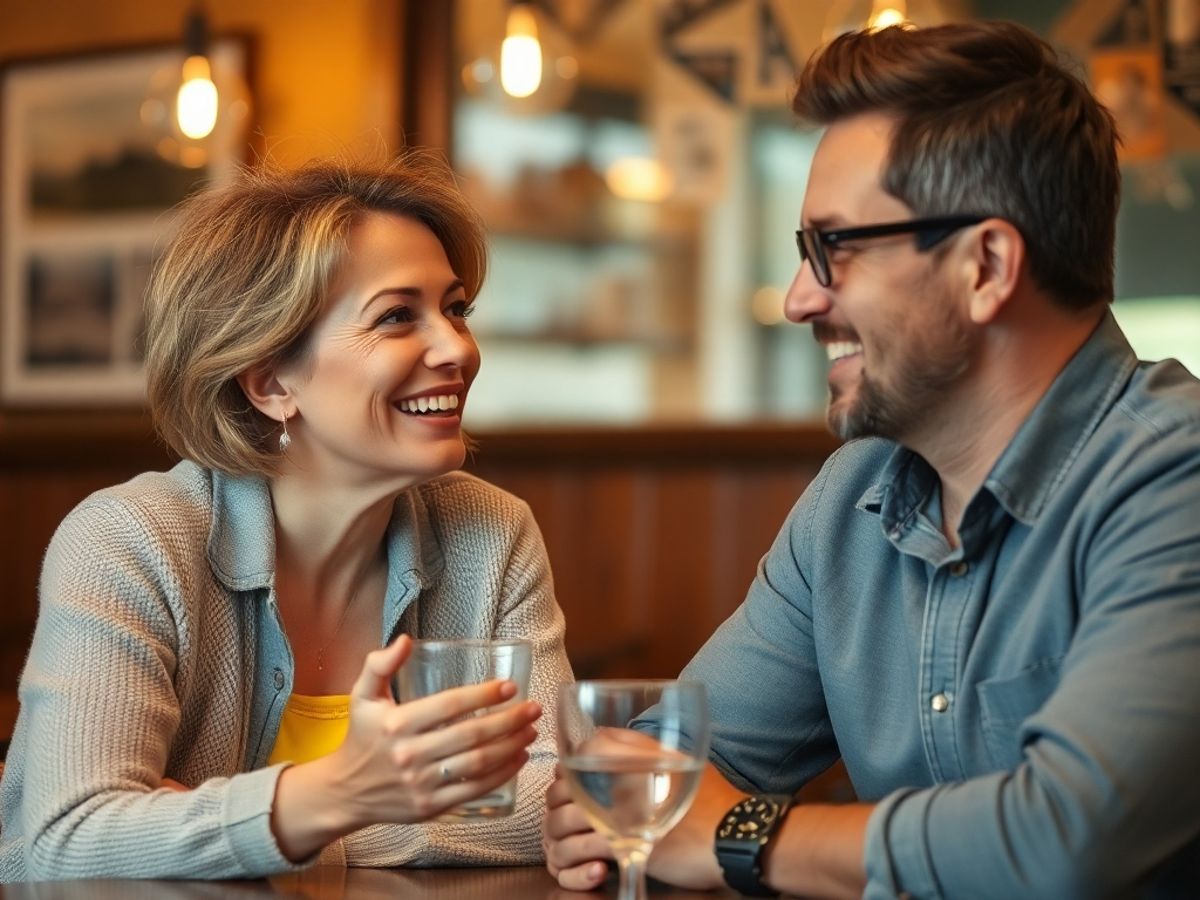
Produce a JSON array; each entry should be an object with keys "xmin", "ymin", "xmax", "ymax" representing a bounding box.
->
[{"xmin": 271, "ymin": 755, "xmax": 360, "ymax": 862}]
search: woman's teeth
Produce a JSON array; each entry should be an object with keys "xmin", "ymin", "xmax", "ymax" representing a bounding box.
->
[{"xmin": 398, "ymin": 394, "xmax": 460, "ymax": 414}]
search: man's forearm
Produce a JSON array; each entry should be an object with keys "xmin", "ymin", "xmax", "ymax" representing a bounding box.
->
[{"xmin": 763, "ymin": 803, "xmax": 872, "ymax": 899}]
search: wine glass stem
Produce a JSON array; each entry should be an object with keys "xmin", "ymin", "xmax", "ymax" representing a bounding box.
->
[{"xmin": 615, "ymin": 844, "xmax": 653, "ymax": 900}]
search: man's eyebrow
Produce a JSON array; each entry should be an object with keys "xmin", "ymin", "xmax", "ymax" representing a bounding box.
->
[{"xmin": 802, "ymin": 215, "xmax": 848, "ymax": 230}]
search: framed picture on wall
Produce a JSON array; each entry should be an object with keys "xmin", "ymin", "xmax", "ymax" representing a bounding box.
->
[{"xmin": 0, "ymin": 40, "xmax": 251, "ymax": 407}]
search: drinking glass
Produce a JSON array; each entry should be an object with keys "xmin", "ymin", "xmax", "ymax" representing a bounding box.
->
[
  {"xmin": 394, "ymin": 638, "xmax": 532, "ymax": 820},
  {"xmin": 558, "ymin": 680, "xmax": 710, "ymax": 900}
]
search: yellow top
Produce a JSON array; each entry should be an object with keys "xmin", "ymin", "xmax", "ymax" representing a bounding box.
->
[{"xmin": 266, "ymin": 693, "xmax": 351, "ymax": 766}]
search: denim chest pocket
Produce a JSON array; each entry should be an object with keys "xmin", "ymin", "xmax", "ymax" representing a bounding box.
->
[{"xmin": 975, "ymin": 657, "xmax": 1064, "ymax": 771}]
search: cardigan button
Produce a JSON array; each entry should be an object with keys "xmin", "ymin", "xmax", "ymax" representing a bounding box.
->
[{"xmin": 273, "ymin": 669, "xmax": 285, "ymax": 690}]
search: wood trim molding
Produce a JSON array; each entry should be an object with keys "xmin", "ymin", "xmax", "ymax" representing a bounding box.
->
[
  {"xmin": 0, "ymin": 417, "xmax": 838, "ymax": 469},
  {"xmin": 400, "ymin": 0, "xmax": 454, "ymax": 151},
  {"xmin": 0, "ymin": 410, "xmax": 171, "ymax": 468},
  {"xmin": 465, "ymin": 423, "xmax": 840, "ymax": 466}
]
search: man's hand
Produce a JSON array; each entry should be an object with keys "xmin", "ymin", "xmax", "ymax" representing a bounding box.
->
[
  {"xmin": 543, "ymin": 755, "xmax": 744, "ymax": 892},
  {"xmin": 543, "ymin": 763, "xmax": 614, "ymax": 890},
  {"xmin": 640, "ymin": 759, "xmax": 744, "ymax": 890}
]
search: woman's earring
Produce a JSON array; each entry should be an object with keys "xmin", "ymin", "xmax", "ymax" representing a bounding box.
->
[{"xmin": 278, "ymin": 411, "xmax": 292, "ymax": 452}]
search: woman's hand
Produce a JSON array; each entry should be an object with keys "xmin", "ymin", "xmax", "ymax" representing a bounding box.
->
[{"xmin": 271, "ymin": 635, "xmax": 542, "ymax": 861}]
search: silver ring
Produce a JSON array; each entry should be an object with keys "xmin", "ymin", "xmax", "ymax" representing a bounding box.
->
[{"xmin": 440, "ymin": 762, "xmax": 452, "ymax": 784}]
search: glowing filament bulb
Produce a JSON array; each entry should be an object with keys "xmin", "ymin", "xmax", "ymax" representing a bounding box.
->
[
  {"xmin": 869, "ymin": 0, "xmax": 907, "ymax": 29},
  {"xmin": 176, "ymin": 55, "xmax": 218, "ymax": 139},
  {"xmin": 500, "ymin": 5, "xmax": 542, "ymax": 98}
]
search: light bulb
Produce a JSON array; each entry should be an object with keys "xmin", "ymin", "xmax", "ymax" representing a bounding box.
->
[
  {"xmin": 824, "ymin": 0, "xmax": 948, "ymax": 43},
  {"xmin": 142, "ymin": 40, "xmax": 250, "ymax": 169},
  {"xmin": 869, "ymin": 4, "xmax": 908, "ymax": 29},
  {"xmin": 176, "ymin": 55, "xmax": 219, "ymax": 139},
  {"xmin": 461, "ymin": 2, "xmax": 578, "ymax": 115},
  {"xmin": 500, "ymin": 5, "xmax": 543, "ymax": 98}
]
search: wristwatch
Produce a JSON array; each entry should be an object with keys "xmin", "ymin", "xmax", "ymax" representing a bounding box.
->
[{"xmin": 714, "ymin": 793, "xmax": 793, "ymax": 897}]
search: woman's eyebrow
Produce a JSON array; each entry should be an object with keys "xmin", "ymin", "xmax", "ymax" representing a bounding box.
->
[{"xmin": 363, "ymin": 278, "xmax": 466, "ymax": 311}]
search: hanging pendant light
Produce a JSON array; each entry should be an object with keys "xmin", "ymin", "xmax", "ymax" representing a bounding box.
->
[
  {"xmin": 141, "ymin": 5, "xmax": 250, "ymax": 168},
  {"xmin": 823, "ymin": 0, "xmax": 952, "ymax": 43},
  {"xmin": 176, "ymin": 9, "xmax": 220, "ymax": 140},
  {"xmin": 461, "ymin": 0, "xmax": 579, "ymax": 115}
]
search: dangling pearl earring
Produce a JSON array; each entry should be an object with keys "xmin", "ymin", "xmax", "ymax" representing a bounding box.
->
[{"xmin": 278, "ymin": 411, "xmax": 292, "ymax": 452}]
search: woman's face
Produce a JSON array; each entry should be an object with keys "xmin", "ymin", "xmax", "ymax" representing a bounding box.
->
[{"xmin": 278, "ymin": 212, "xmax": 480, "ymax": 489}]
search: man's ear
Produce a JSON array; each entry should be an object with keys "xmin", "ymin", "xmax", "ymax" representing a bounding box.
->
[
  {"xmin": 236, "ymin": 364, "xmax": 294, "ymax": 423},
  {"xmin": 964, "ymin": 218, "xmax": 1024, "ymax": 325}
]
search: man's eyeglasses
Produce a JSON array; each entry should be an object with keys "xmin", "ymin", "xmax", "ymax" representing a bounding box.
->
[{"xmin": 796, "ymin": 215, "xmax": 988, "ymax": 287}]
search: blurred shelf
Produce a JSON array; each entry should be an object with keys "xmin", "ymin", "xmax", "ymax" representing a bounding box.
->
[
  {"xmin": 471, "ymin": 180, "xmax": 696, "ymax": 250},
  {"xmin": 476, "ymin": 327, "xmax": 688, "ymax": 351},
  {"xmin": 488, "ymin": 220, "xmax": 690, "ymax": 249}
]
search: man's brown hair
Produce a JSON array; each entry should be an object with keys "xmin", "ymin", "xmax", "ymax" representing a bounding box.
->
[{"xmin": 793, "ymin": 21, "xmax": 1120, "ymax": 309}]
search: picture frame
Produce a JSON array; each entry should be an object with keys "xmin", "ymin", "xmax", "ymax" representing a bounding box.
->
[{"xmin": 0, "ymin": 40, "xmax": 251, "ymax": 407}]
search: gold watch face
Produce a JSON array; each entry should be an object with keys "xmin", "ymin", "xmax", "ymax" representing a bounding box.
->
[{"xmin": 717, "ymin": 796, "xmax": 783, "ymax": 843}]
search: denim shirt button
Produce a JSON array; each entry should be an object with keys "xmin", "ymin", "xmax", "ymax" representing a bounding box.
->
[
  {"xmin": 931, "ymin": 692, "xmax": 950, "ymax": 713},
  {"xmin": 949, "ymin": 561, "xmax": 969, "ymax": 577},
  {"xmin": 273, "ymin": 669, "xmax": 285, "ymax": 691}
]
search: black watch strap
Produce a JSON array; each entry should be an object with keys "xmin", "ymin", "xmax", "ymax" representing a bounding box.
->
[{"xmin": 714, "ymin": 794, "xmax": 792, "ymax": 897}]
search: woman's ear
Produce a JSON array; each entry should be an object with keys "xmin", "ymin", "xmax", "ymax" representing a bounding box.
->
[
  {"xmin": 965, "ymin": 218, "xmax": 1024, "ymax": 325},
  {"xmin": 236, "ymin": 364, "xmax": 294, "ymax": 422}
]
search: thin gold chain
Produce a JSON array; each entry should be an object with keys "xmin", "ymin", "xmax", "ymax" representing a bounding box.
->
[{"xmin": 315, "ymin": 582, "xmax": 365, "ymax": 672}]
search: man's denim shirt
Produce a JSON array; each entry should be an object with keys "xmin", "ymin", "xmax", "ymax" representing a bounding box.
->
[{"xmin": 681, "ymin": 313, "xmax": 1200, "ymax": 898}]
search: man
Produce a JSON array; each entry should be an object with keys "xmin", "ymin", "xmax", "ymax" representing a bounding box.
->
[{"xmin": 544, "ymin": 21, "xmax": 1200, "ymax": 899}]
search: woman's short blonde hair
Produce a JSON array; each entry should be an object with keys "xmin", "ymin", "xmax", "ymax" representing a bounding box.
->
[{"xmin": 144, "ymin": 151, "xmax": 487, "ymax": 477}]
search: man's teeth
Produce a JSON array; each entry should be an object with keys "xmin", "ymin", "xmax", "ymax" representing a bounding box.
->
[
  {"xmin": 399, "ymin": 394, "xmax": 460, "ymax": 414},
  {"xmin": 826, "ymin": 341, "xmax": 863, "ymax": 363}
]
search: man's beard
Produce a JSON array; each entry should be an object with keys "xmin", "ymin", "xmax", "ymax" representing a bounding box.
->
[{"xmin": 827, "ymin": 300, "xmax": 975, "ymax": 443}]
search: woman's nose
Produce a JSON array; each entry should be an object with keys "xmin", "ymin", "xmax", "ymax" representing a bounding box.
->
[
  {"xmin": 783, "ymin": 261, "xmax": 833, "ymax": 324},
  {"xmin": 424, "ymin": 318, "xmax": 478, "ymax": 370}
]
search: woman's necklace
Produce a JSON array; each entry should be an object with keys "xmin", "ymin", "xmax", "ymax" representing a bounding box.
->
[{"xmin": 315, "ymin": 583, "xmax": 365, "ymax": 672}]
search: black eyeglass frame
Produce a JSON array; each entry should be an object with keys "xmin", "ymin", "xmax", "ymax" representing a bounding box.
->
[{"xmin": 796, "ymin": 214, "xmax": 989, "ymax": 287}]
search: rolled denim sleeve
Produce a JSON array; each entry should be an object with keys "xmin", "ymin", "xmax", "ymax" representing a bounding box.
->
[{"xmin": 864, "ymin": 788, "xmax": 939, "ymax": 899}]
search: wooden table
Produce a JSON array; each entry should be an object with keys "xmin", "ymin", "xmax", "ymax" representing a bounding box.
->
[{"xmin": 0, "ymin": 865, "xmax": 744, "ymax": 898}]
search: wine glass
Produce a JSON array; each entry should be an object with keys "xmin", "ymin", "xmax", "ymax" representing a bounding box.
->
[{"xmin": 558, "ymin": 680, "xmax": 710, "ymax": 900}]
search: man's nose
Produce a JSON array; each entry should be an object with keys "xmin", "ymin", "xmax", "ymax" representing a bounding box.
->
[{"xmin": 783, "ymin": 261, "xmax": 833, "ymax": 323}]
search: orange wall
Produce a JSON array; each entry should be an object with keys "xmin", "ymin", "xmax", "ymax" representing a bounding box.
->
[{"xmin": 1, "ymin": 0, "xmax": 403, "ymax": 167}]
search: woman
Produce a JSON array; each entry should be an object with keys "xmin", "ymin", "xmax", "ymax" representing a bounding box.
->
[{"xmin": 0, "ymin": 154, "xmax": 571, "ymax": 880}]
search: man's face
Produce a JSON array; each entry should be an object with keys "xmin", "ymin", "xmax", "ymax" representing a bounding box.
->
[{"xmin": 785, "ymin": 112, "xmax": 977, "ymax": 443}]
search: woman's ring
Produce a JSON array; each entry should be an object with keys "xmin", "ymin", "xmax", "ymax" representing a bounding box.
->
[{"xmin": 440, "ymin": 762, "xmax": 452, "ymax": 784}]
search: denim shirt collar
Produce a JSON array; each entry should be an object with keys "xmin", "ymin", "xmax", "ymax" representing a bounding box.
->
[
  {"xmin": 205, "ymin": 472, "xmax": 445, "ymax": 613},
  {"xmin": 857, "ymin": 311, "xmax": 1138, "ymax": 531},
  {"xmin": 982, "ymin": 311, "xmax": 1137, "ymax": 524}
]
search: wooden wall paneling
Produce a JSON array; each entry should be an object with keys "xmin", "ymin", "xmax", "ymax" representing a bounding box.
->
[
  {"xmin": 648, "ymin": 468, "xmax": 724, "ymax": 678},
  {"xmin": 551, "ymin": 469, "xmax": 650, "ymax": 679}
]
